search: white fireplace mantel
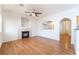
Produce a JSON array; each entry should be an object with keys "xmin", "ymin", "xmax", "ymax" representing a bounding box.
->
[
  {"xmin": 20, "ymin": 27, "xmax": 32, "ymax": 31},
  {"xmin": 18, "ymin": 27, "xmax": 32, "ymax": 39}
]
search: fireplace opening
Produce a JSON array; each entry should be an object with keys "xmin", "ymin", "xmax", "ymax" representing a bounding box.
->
[{"xmin": 22, "ymin": 31, "xmax": 29, "ymax": 39}]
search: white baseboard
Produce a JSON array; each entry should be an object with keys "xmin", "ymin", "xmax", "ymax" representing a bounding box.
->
[{"xmin": 3, "ymin": 38, "xmax": 21, "ymax": 43}]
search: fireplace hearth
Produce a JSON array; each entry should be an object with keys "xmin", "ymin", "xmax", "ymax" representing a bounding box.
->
[{"xmin": 22, "ymin": 31, "xmax": 29, "ymax": 39}]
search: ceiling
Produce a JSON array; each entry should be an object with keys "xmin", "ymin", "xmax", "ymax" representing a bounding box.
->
[{"xmin": 0, "ymin": 4, "xmax": 78, "ymax": 19}]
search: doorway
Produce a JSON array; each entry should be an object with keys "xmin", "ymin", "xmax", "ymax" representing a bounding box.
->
[{"xmin": 60, "ymin": 18, "xmax": 71, "ymax": 49}]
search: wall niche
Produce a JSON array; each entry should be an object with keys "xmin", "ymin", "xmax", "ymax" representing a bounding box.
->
[{"xmin": 21, "ymin": 17, "xmax": 29, "ymax": 27}]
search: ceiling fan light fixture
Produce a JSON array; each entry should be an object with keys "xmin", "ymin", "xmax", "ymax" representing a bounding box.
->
[
  {"xmin": 32, "ymin": 13, "xmax": 36, "ymax": 16},
  {"xmin": 19, "ymin": 4, "xmax": 24, "ymax": 7}
]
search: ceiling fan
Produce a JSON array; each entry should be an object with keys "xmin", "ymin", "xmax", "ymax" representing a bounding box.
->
[
  {"xmin": 25, "ymin": 11, "xmax": 42, "ymax": 17},
  {"xmin": 19, "ymin": 4, "xmax": 42, "ymax": 17}
]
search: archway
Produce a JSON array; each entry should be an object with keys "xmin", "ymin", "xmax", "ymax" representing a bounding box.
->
[{"xmin": 60, "ymin": 18, "xmax": 71, "ymax": 49}]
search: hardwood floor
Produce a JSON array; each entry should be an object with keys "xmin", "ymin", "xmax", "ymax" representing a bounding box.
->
[{"xmin": 0, "ymin": 36, "xmax": 75, "ymax": 55}]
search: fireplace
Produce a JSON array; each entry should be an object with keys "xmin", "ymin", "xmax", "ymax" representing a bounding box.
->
[{"xmin": 22, "ymin": 31, "xmax": 29, "ymax": 39}]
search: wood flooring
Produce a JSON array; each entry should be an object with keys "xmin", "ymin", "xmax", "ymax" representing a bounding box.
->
[{"xmin": 0, "ymin": 36, "xmax": 75, "ymax": 55}]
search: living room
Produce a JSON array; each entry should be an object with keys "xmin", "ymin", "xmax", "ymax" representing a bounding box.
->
[{"xmin": 0, "ymin": 4, "xmax": 79, "ymax": 55}]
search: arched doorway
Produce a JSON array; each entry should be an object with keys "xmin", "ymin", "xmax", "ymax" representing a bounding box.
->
[{"xmin": 60, "ymin": 18, "xmax": 71, "ymax": 49}]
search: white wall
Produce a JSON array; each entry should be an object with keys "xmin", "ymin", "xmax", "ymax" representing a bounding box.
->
[
  {"xmin": 2, "ymin": 9, "xmax": 38, "ymax": 42},
  {"xmin": 74, "ymin": 8, "xmax": 79, "ymax": 54},
  {"xmin": 0, "ymin": 8, "xmax": 2, "ymax": 32},
  {"xmin": 28, "ymin": 19, "xmax": 38, "ymax": 36},
  {"xmin": 0, "ymin": 7, "xmax": 2, "ymax": 47},
  {"xmin": 2, "ymin": 9, "xmax": 21, "ymax": 42},
  {"xmin": 37, "ymin": 8, "xmax": 77, "ymax": 44}
]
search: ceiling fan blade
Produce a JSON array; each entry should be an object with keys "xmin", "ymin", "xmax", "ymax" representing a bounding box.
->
[
  {"xmin": 29, "ymin": 14, "xmax": 32, "ymax": 16},
  {"xmin": 25, "ymin": 11, "xmax": 31, "ymax": 13},
  {"xmin": 25, "ymin": 11, "xmax": 42, "ymax": 14},
  {"xmin": 19, "ymin": 4, "xmax": 24, "ymax": 7},
  {"xmin": 35, "ymin": 13, "xmax": 42, "ymax": 14},
  {"xmin": 35, "ymin": 14, "xmax": 38, "ymax": 17}
]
